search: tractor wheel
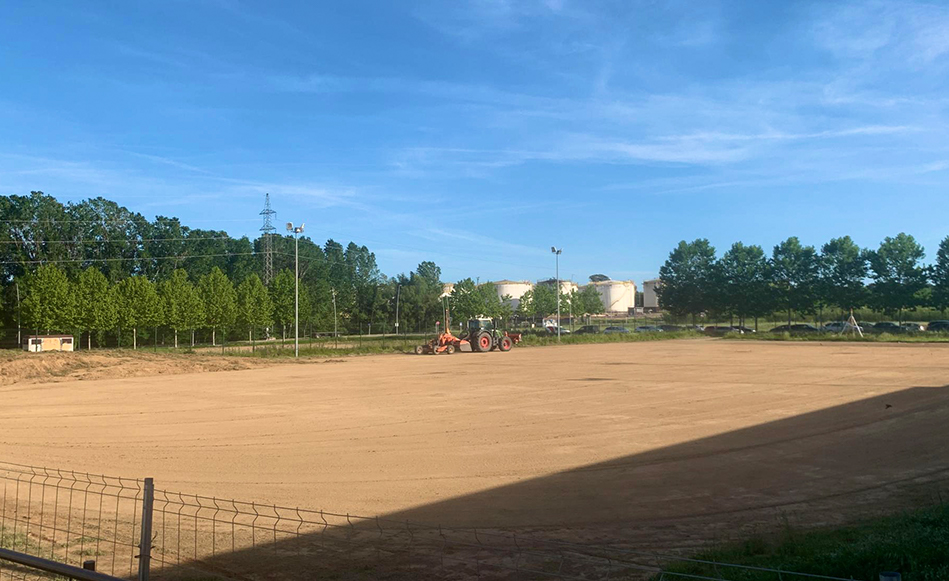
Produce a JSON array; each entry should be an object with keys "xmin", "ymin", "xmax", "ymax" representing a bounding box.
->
[
  {"xmin": 499, "ymin": 336, "xmax": 513, "ymax": 352},
  {"xmin": 446, "ymin": 344, "xmax": 456, "ymax": 355},
  {"xmin": 475, "ymin": 331, "xmax": 492, "ymax": 352},
  {"xmin": 415, "ymin": 345, "xmax": 424, "ymax": 355}
]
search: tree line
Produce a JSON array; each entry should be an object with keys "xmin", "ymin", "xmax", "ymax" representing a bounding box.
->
[
  {"xmin": 1, "ymin": 191, "xmax": 449, "ymax": 346},
  {"xmin": 657, "ymin": 234, "xmax": 949, "ymax": 328}
]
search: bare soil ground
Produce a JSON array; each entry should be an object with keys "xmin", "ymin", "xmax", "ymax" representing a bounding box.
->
[
  {"xmin": 2, "ymin": 339, "xmax": 948, "ymax": 571},
  {"xmin": 0, "ymin": 349, "xmax": 283, "ymax": 386}
]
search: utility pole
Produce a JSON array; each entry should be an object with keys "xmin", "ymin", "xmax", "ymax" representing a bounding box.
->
[
  {"xmin": 331, "ymin": 288, "xmax": 338, "ymax": 349},
  {"xmin": 15, "ymin": 282, "xmax": 20, "ymax": 347},
  {"xmin": 395, "ymin": 284, "xmax": 401, "ymax": 335},
  {"xmin": 551, "ymin": 247, "xmax": 562, "ymax": 342},
  {"xmin": 286, "ymin": 222, "xmax": 304, "ymax": 357}
]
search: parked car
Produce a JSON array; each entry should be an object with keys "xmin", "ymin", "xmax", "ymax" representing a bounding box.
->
[
  {"xmin": 634, "ymin": 325, "xmax": 662, "ymax": 333},
  {"xmin": 901, "ymin": 322, "xmax": 925, "ymax": 333},
  {"xmin": 869, "ymin": 322, "xmax": 904, "ymax": 334},
  {"xmin": 545, "ymin": 325, "xmax": 571, "ymax": 335},
  {"xmin": 927, "ymin": 320, "xmax": 949, "ymax": 333},
  {"xmin": 658, "ymin": 325, "xmax": 681, "ymax": 332},
  {"xmin": 573, "ymin": 325, "xmax": 599, "ymax": 335},
  {"xmin": 768, "ymin": 324, "xmax": 820, "ymax": 334},
  {"xmin": 821, "ymin": 321, "xmax": 864, "ymax": 334},
  {"xmin": 603, "ymin": 326, "xmax": 630, "ymax": 334},
  {"xmin": 732, "ymin": 326, "xmax": 756, "ymax": 334},
  {"xmin": 704, "ymin": 325, "xmax": 738, "ymax": 335}
]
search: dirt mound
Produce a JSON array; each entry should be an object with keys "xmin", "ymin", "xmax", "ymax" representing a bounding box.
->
[{"xmin": 0, "ymin": 350, "xmax": 281, "ymax": 386}]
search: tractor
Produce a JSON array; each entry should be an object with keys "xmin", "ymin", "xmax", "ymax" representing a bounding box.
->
[{"xmin": 414, "ymin": 318, "xmax": 521, "ymax": 355}]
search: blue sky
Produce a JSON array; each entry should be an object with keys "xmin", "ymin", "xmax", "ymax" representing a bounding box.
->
[{"xmin": 1, "ymin": 1, "xmax": 948, "ymax": 283}]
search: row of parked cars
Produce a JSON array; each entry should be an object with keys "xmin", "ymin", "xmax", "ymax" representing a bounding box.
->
[{"xmin": 544, "ymin": 320, "xmax": 949, "ymax": 336}]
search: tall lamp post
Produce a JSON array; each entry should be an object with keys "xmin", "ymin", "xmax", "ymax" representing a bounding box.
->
[
  {"xmin": 286, "ymin": 222, "xmax": 305, "ymax": 357},
  {"xmin": 394, "ymin": 284, "xmax": 401, "ymax": 335},
  {"xmin": 551, "ymin": 247, "xmax": 562, "ymax": 341}
]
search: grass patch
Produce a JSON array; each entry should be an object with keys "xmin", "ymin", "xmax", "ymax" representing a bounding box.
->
[
  {"xmin": 518, "ymin": 330, "xmax": 703, "ymax": 346},
  {"xmin": 657, "ymin": 504, "xmax": 949, "ymax": 580}
]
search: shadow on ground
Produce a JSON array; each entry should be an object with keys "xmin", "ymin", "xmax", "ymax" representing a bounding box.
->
[{"xmin": 149, "ymin": 385, "xmax": 949, "ymax": 581}]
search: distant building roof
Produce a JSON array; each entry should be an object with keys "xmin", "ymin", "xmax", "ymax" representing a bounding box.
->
[{"xmin": 493, "ymin": 280, "xmax": 532, "ymax": 285}]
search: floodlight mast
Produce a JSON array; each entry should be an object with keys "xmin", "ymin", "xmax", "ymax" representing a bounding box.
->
[
  {"xmin": 551, "ymin": 247, "xmax": 562, "ymax": 341},
  {"xmin": 287, "ymin": 222, "xmax": 304, "ymax": 357}
]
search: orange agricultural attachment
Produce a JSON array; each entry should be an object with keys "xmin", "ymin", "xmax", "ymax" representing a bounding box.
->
[{"xmin": 414, "ymin": 313, "xmax": 520, "ymax": 355}]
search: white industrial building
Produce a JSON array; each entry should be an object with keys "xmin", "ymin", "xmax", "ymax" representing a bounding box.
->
[
  {"xmin": 493, "ymin": 280, "xmax": 534, "ymax": 310},
  {"xmin": 586, "ymin": 280, "xmax": 637, "ymax": 314},
  {"xmin": 643, "ymin": 279, "xmax": 660, "ymax": 311}
]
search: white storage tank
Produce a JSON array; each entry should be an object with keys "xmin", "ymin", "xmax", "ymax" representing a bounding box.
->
[
  {"xmin": 587, "ymin": 280, "xmax": 637, "ymax": 314},
  {"xmin": 536, "ymin": 278, "xmax": 579, "ymax": 296},
  {"xmin": 494, "ymin": 280, "xmax": 533, "ymax": 310},
  {"xmin": 643, "ymin": 279, "xmax": 660, "ymax": 311}
]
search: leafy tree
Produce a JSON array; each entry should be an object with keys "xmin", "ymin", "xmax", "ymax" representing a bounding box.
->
[
  {"xmin": 116, "ymin": 276, "xmax": 162, "ymax": 349},
  {"xmin": 819, "ymin": 236, "xmax": 868, "ymax": 316},
  {"xmin": 867, "ymin": 233, "xmax": 928, "ymax": 323},
  {"xmin": 532, "ymin": 284, "xmax": 559, "ymax": 319},
  {"xmin": 719, "ymin": 242, "xmax": 770, "ymax": 329},
  {"xmin": 75, "ymin": 267, "xmax": 117, "ymax": 349},
  {"xmin": 450, "ymin": 278, "xmax": 481, "ymax": 323},
  {"xmin": 160, "ymin": 269, "xmax": 204, "ymax": 348},
  {"xmin": 236, "ymin": 274, "xmax": 273, "ymax": 343},
  {"xmin": 573, "ymin": 285, "xmax": 605, "ymax": 317},
  {"xmin": 198, "ymin": 267, "xmax": 237, "ymax": 345},
  {"xmin": 22, "ymin": 264, "xmax": 74, "ymax": 334},
  {"xmin": 933, "ymin": 236, "xmax": 949, "ymax": 312},
  {"xmin": 657, "ymin": 239, "xmax": 717, "ymax": 324},
  {"xmin": 771, "ymin": 237, "xmax": 819, "ymax": 327},
  {"xmin": 270, "ymin": 269, "xmax": 296, "ymax": 340}
]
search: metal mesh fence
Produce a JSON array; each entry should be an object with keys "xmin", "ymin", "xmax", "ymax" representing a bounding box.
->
[
  {"xmin": 0, "ymin": 462, "xmax": 141, "ymax": 580},
  {"xmin": 0, "ymin": 461, "xmax": 864, "ymax": 581}
]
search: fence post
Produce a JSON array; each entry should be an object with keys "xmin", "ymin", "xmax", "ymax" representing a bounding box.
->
[{"xmin": 138, "ymin": 478, "xmax": 154, "ymax": 581}]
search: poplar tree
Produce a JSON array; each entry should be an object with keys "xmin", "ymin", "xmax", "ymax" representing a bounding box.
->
[
  {"xmin": 75, "ymin": 267, "xmax": 117, "ymax": 349},
  {"xmin": 933, "ymin": 236, "xmax": 949, "ymax": 313},
  {"xmin": 160, "ymin": 269, "xmax": 203, "ymax": 348},
  {"xmin": 771, "ymin": 237, "xmax": 819, "ymax": 327},
  {"xmin": 868, "ymin": 233, "xmax": 927, "ymax": 323},
  {"xmin": 22, "ymin": 264, "xmax": 74, "ymax": 334},
  {"xmin": 236, "ymin": 274, "xmax": 273, "ymax": 343},
  {"xmin": 198, "ymin": 267, "xmax": 236, "ymax": 346},
  {"xmin": 116, "ymin": 276, "xmax": 161, "ymax": 349}
]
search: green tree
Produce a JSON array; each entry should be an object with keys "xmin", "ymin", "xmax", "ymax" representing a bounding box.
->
[
  {"xmin": 819, "ymin": 236, "xmax": 868, "ymax": 317},
  {"xmin": 160, "ymin": 269, "xmax": 204, "ymax": 348},
  {"xmin": 116, "ymin": 276, "xmax": 162, "ymax": 349},
  {"xmin": 22, "ymin": 264, "xmax": 74, "ymax": 334},
  {"xmin": 75, "ymin": 267, "xmax": 117, "ymax": 349},
  {"xmin": 236, "ymin": 274, "xmax": 273, "ymax": 343},
  {"xmin": 933, "ymin": 236, "xmax": 949, "ymax": 312},
  {"xmin": 657, "ymin": 239, "xmax": 718, "ymax": 324},
  {"xmin": 450, "ymin": 278, "xmax": 481, "ymax": 324},
  {"xmin": 771, "ymin": 237, "xmax": 819, "ymax": 327},
  {"xmin": 867, "ymin": 233, "xmax": 928, "ymax": 323},
  {"xmin": 719, "ymin": 242, "xmax": 770, "ymax": 330},
  {"xmin": 198, "ymin": 267, "xmax": 237, "ymax": 345},
  {"xmin": 270, "ymin": 269, "xmax": 296, "ymax": 340},
  {"xmin": 573, "ymin": 285, "xmax": 605, "ymax": 317}
]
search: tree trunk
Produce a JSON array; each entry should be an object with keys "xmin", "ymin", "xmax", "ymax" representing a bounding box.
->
[
  {"xmin": 191, "ymin": 329, "xmax": 195, "ymax": 347},
  {"xmin": 754, "ymin": 316, "xmax": 758, "ymax": 332},
  {"xmin": 174, "ymin": 329, "xmax": 178, "ymax": 349},
  {"xmin": 133, "ymin": 327, "xmax": 137, "ymax": 350},
  {"xmin": 212, "ymin": 328, "xmax": 216, "ymax": 346},
  {"xmin": 88, "ymin": 331, "xmax": 92, "ymax": 351}
]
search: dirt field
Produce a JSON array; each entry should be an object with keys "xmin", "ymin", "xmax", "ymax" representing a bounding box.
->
[{"xmin": 2, "ymin": 339, "xmax": 949, "ymax": 555}]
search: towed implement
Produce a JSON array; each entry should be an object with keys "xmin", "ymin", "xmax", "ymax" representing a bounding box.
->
[{"xmin": 415, "ymin": 318, "xmax": 521, "ymax": 355}]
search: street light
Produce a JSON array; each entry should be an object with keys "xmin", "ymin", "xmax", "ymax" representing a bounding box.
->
[
  {"xmin": 394, "ymin": 284, "xmax": 401, "ymax": 335},
  {"xmin": 551, "ymin": 247, "xmax": 562, "ymax": 342},
  {"xmin": 286, "ymin": 222, "xmax": 305, "ymax": 357}
]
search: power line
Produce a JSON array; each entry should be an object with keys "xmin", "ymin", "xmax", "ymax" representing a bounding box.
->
[
  {"xmin": 0, "ymin": 252, "xmax": 258, "ymax": 265},
  {"xmin": 0, "ymin": 236, "xmax": 236, "ymax": 245}
]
